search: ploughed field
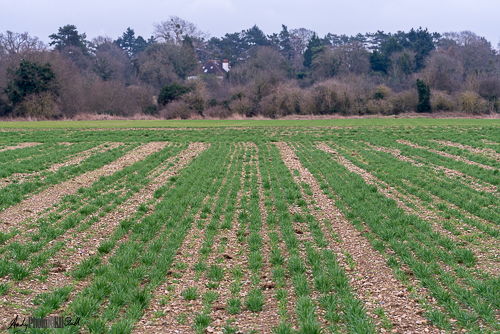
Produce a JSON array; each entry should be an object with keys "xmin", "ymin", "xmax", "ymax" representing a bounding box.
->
[{"xmin": 0, "ymin": 125, "xmax": 499, "ymax": 333}]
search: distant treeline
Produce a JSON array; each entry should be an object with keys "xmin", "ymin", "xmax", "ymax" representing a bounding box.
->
[{"xmin": 0, "ymin": 17, "xmax": 499, "ymax": 119}]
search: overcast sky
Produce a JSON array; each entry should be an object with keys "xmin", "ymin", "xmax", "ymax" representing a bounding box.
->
[{"xmin": 1, "ymin": 0, "xmax": 499, "ymax": 47}]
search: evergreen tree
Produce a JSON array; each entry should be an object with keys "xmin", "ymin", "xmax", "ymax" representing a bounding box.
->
[
  {"xmin": 366, "ymin": 30, "xmax": 389, "ymax": 51},
  {"xmin": 381, "ymin": 36, "xmax": 403, "ymax": 56},
  {"xmin": 398, "ymin": 53, "xmax": 413, "ymax": 75},
  {"xmin": 5, "ymin": 60, "xmax": 56, "ymax": 106},
  {"xmin": 158, "ymin": 83, "xmax": 192, "ymax": 106},
  {"xmin": 49, "ymin": 25, "xmax": 89, "ymax": 54},
  {"xmin": 267, "ymin": 32, "xmax": 280, "ymax": 50},
  {"xmin": 409, "ymin": 27, "xmax": 437, "ymax": 70},
  {"xmin": 244, "ymin": 25, "xmax": 269, "ymax": 46},
  {"xmin": 370, "ymin": 50, "xmax": 390, "ymax": 74},
  {"xmin": 303, "ymin": 32, "xmax": 324, "ymax": 68},
  {"xmin": 416, "ymin": 79, "xmax": 431, "ymax": 112},
  {"xmin": 278, "ymin": 25, "xmax": 293, "ymax": 62},
  {"xmin": 115, "ymin": 28, "xmax": 153, "ymax": 58},
  {"xmin": 134, "ymin": 36, "xmax": 152, "ymax": 54},
  {"xmin": 208, "ymin": 33, "xmax": 247, "ymax": 65}
]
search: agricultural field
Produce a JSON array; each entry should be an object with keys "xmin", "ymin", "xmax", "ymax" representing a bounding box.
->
[{"xmin": 0, "ymin": 123, "xmax": 499, "ymax": 333}]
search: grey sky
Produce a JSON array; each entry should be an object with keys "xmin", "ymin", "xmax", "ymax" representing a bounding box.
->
[{"xmin": 1, "ymin": 0, "xmax": 499, "ymax": 47}]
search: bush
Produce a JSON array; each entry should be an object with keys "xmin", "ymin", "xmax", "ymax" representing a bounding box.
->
[
  {"xmin": 5, "ymin": 60, "xmax": 57, "ymax": 106},
  {"xmin": 307, "ymin": 80, "xmax": 351, "ymax": 115},
  {"xmin": 388, "ymin": 90, "xmax": 418, "ymax": 114},
  {"xmin": 157, "ymin": 83, "xmax": 192, "ymax": 106},
  {"xmin": 18, "ymin": 92, "xmax": 57, "ymax": 118},
  {"xmin": 459, "ymin": 91, "xmax": 489, "ymax": 114},
  {"xmin": 431, "ymin": 91, "xmax": 456, "ymax": 111},
  {"xmin": 82, "ymin": 79, "xmax": 148, "ymax": 116},
  {"xmin": 373, "ymin": 85, "xmax": 391, "ymax": 100},
  {"xmin": 143, "ymin": 105, "xmax": 157, "ymax": 115},
  {"xmin": 203, "ymin": 105, "xmax": 234, "ymax": 118},
  {"xmin": 478, "ymin": 77, "xmax": 500, "ymax": 101},
  {"xmin": 365, "ymin": 99, "xmax": 394, "ymax": 115},
  {"xmin": 158, "ymin": 100, "xmax": 192, "ymax": 119},
  {"xmin": 182, "ymin": 90, "xmax": 206, "ymax": 117},
  {"xmin": 258, "ymin": 83, "xmax": 304, "ymax": 118},
  {"xmin": 229, "ymin": 96, "xmax": 254, "ymax": 117}
]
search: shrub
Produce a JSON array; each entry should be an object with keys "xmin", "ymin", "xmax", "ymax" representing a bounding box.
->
[
  {"xmin": 259, "ymin": 83, "xmax": 304, "ymax": 118},
  {"xmin": 158, "ymin": 100, "xmax": 192, "ymax": 119},
  {"xmin": 365, "ymin": 99, "xmax": 394, "ymax": 115},
  {"xmin": 373, "ymin": 85, "xmax": 391, "ymax": 100},
  {"xmin": 5, "ymin": 60, "xmax": 56, "ymax": 106},
  {"xmin": 459, "ymin": 91, "xmax": 489, "ymax": 114},
  {"xmin": 157, "ymin": 83, "xmax": 192, "ymax": 106},
  {"xmin": 18, "ymin": 92, "xmax": 57, "ymax": 118},
  {"xmin": 143, "ymin": 105, "xmax": 157, "ymax": 115},
  {"xmin": 388, "ymin": 90, "xmax": 418, "ymax": 114},
  {"xmin": 84, "ymin": 80, "xmax": 142, "ymax": 116},
  {"xmin": 183, "ymin": 89, "xmax": 206, "ymax": 117},
  {"xmin": 431, "ymin": 91, "xmax": 456, "ymax": 111},
  {"xmin": 478, "ymin": 77, "xmax": 500, "ymax": 101},
  {"xmin": 306, "ymin": 80, "xmax": 351, "ymax": 115},
  {"xmin": 229, "ymin": 96, "xmax": 254, "ymax": 117},
  {"xmin": 203, "ymin": 105, "xmax": 234, "ymax": 118}
]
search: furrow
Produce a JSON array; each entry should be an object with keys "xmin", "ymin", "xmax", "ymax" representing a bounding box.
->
[
  {"xmin": 431, "ymin": 140, "xmax": 500, "ymax": 162},
  {"xmin": 134, "ymin": 143, "xmax": 239, "ymax": 333},
  {"xmin": 364, "ymin": 142, "xmax": 423, "ymax": 167},
  {"xmin": 280, "ymin": 142, "xmax": 438, "ymax": 333},
  {"xmin": 0, "ymin": 143, "xmax": 208, "ymax": 325},
  {"xmin": 397, "ymin": 140, "xmax": 496, "ymax": 171},
  {"xmin": 0, "ymin": 142, "xmax": 42, "ymax": 153},
  {"xmin": 0, "ymin": 142, "xmax": 169, "ymax": 229},
  {"xmin": 0, "ymin": 142, "xmax": 123, "ymax": 190}
]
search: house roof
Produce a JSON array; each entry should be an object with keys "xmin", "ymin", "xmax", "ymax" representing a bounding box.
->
[{"xmin": 201, "ymin": 60, "xmax": 227, "ymax": 76}]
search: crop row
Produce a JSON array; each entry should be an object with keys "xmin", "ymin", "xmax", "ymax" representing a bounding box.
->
[
  {"xmin": 0, "ymin": 143, "xmax": 189, "ymax": 284},
  {"xmin": 0, "ymin": 143, "xmax": 136, "ymax": 214},
  {"xmin": 16, "ymin": 143, "xmax": 235, "ymax": 333},
  {"xmin": 0, "ymin": 130, "xmax": 498, "ymax": 333},
  {"xmin": 293, "ymin": 141, "xmax": 500, "ymax": 332}
]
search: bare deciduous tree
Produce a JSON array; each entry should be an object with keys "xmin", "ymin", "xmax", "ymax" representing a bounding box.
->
[
  {"xmin": 138, "ymin": 44, "xmax": 180, "ymax": 90},
  {"xmin": 91, "ymin": 36, "xmax": 114, "ymax": 51},
  {"xmin": 311, "ymin": 48, "xmax": 342, "ymax": 80},
  {"xmin": 441, "ymin": 31, "xmax": 494, "ymax": 75},
  {"xmin": 153, "ymin": 16, "xmax": 208, "ymax": 45},
  {"xmin": 289, "ymin": 28, "xmax": 314, "ymax": 54},
  {"xmin": 423, "ymin": 51, "xmax": 463, "ymax": 93},
  {"xmin": 333, "ymin": 42, "xmax": 371, "ymax": 75},
  {"xmin": 288, "ymin": 28, "xmax": 314, "ymax": 68},
  {"xmin": 0, "ymin": 31, "xmax": 46, "ymax": 57}
]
